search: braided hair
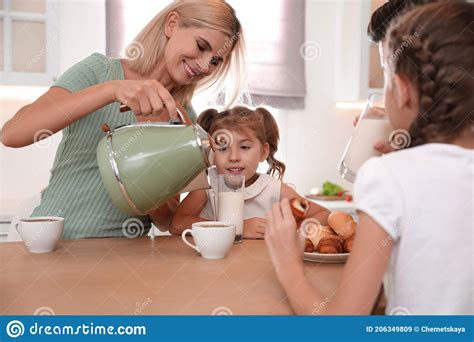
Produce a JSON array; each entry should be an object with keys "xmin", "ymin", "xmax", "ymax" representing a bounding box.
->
[
  {"xmin": 367, "ymin": 0, "xmax": 437, "ymax": 42},
  {"xmin": 386, "ymin": 2, "xmax": 474, "ymax": 146}
]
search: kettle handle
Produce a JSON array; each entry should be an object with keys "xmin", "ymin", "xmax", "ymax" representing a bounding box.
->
[{"xmin": 118, "ymin": 102, "xmax": 192, "ymax": 126}]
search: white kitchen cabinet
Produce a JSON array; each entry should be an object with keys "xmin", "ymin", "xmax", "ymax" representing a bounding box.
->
[
  {"xmin": 0, "ymin": 0, "xmax": 59, "ymax": 86},
  {"xmin": 359, "ymin": 0, "xmax": 385, "ymax": 98}
]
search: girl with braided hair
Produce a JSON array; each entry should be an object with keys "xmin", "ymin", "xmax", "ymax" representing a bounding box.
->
[
  {"xmin": 170, "ymin": 106, "xmax": 331, "ymax": 239},
  {"xmin": 360, "ymin": 0, "xmax": 440, "ymax": 154},
  {"xmin": 265, "ymin": 2, "xmax": 473, "ymax": 315}
]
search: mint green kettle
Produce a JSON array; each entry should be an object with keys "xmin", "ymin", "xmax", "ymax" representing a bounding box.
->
[{"xmin": 96, "ymin": 107, "xmax": 211, "ymax": 216}]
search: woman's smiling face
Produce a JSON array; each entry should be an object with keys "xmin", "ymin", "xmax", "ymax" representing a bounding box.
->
[
  {"xmin": 163, "ymin": 13, "xmax": 230, "ymax": 86},
  {"xmin": 213, "ymin": 129, "xmax": 269, "ymax": 184}
]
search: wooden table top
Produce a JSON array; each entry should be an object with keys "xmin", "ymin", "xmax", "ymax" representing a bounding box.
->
[{"xmin": 0, "ymin": 236, "xmax": 384, "ymax": 315}]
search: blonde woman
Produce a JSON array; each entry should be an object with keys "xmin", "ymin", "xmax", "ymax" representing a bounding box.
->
[{"xmin": 2, "ymin": 0, "xmax": 246, "ymax": 239}]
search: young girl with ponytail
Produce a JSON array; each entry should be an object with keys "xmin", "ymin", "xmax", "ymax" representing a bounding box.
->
[{"xmin": 170, "ymin": 106, "xmax": 331, "ymax": 239}]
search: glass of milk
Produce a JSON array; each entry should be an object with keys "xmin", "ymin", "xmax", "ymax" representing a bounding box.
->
[
  {"xmin": 217, "ymin": 174, "xmax": 245, "ymax": 243},
  {"xmin": 338, "ymin": 93, "xmax": 393, "ymax": 182}
]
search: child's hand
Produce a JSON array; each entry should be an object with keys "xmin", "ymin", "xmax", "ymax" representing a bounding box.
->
[
  {"xmin": 243, "ymin": 217, "xmax": 266, "ymax": 239},
  {"xmin": 149, "ymin": 195, "xmax": 179, "ymax": 230},
  {"xmin": 374, "ymin": 141, "xmax": 394, "ymax": 154},
  {"xmin": 265, "ymin": 198, "xmax": 305, "ymax": 274},
  {"xmin": 354, "ymin": 109, "xmax": 394, "ymax": 154}
]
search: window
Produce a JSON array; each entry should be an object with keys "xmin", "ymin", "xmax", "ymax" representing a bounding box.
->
[
  {"xmin": 367, "ymin": 0, "xmax": 384, "ymax": 89},
  {"xmin": 0, "ymin": 0, "xmax": 59, "ymax": 86},
  {"xmin": 359, "ymin": 0, "xmax": 385, "ymax": 97},
  {"xmin": 228, "ymin": 0, "xmax": 306, "ymax": 109},
  {"xmin": 106, "ymin": 0, "xmax": 306, "ymax": 110}
]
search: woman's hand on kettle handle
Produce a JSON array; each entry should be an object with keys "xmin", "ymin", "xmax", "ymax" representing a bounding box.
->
[{"xmin": 111, "ymin": 79, "xmax": 178, "ymax": 119}]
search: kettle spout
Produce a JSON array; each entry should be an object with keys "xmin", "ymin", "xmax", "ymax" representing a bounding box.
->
[
  {"xmin": 178, "ymin": 124, "xmax": 214, "ymax": 194},
  {"xmin": 179, "ymin": 168, "xmax": 212, "ymax": 193}
]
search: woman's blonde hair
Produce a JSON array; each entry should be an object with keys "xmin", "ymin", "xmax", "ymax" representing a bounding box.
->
[{"xmin": 126, "ymin": 0, "xmax": 246, "ymax": 108}]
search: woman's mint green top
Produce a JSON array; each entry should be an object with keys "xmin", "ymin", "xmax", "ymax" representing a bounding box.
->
[{"xmin": 31, "ymin": 53, "xmax": 197, "ymax": 239}]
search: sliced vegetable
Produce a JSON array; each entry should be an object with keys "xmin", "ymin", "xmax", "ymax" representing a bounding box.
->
[{"xmin": 322, "ymin": 181, "xmax": 345, "ymax": 196}]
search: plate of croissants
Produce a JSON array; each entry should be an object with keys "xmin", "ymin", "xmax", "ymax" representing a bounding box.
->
[{"xmin": 290, "ymin": 198, "xmax": 356, "ymax": 264}]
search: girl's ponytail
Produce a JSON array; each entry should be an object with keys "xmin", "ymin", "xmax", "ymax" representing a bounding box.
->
[
  {"xmin": 255, "ymin": 108, "xmax": 286, "ymax": 180},
  {"xmin": 197, "ymin": 109, "xmax": 220, "ymax": 133}
]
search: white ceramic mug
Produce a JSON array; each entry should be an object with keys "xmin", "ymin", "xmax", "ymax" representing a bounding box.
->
[
  {"xmin": 15, "ymin": 217, "xmax": 64, "ymax": 253},
  {"xmin": 181, "ymin": 221, "xmax": 236, "ymax": 260}
]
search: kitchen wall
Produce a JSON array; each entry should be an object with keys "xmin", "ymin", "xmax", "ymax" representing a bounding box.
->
[
  {"xmin": 1, "ymin": 0, "xmax": 367, "ymax": 215},
  {"xmin": 276, "ymin": 0, "xmax": 365, "ymax": 194},
  {"xmin": 0, "ymin": 0, "xmax": 106, "ymax": 213}
]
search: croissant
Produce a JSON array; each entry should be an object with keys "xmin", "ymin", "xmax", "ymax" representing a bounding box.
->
[
  {"xmin": 320, "ymin": 225, "xmax": 337, "ymax": 236},
  {"xmin": 316, "ymin": 235, "xmax": 344, "ymax": 254},
  {"xmin": 305, "ymin": 238, "xmax": 314, "ymax": 253},
  {"xmin": 306, "ymin": 225, "xmax": 336, "ymax": 250},
  {"xmin": 328, "ymin": 212, "xmax": 356, "ymax": 240},
  {"xmin": 344, "ymin": 234, "xmax": 355, "ymax": 253},
  {"xmin": 304, "ymin": 226, "xmax": 337, "ymax": 252},
  {"xmin": 293, "ymin": 201, "xmax": 355, "ymax": 255}
]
